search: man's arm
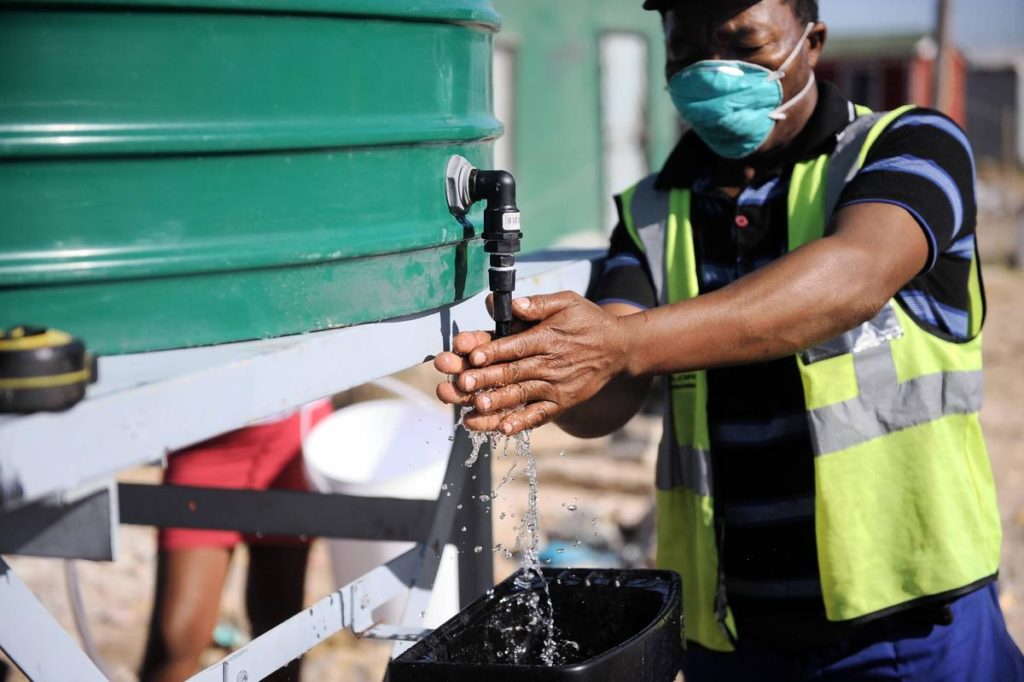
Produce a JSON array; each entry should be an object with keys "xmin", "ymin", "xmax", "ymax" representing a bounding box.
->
[
  {"xmin": 618, "ymin": 201, "xmax": 927, "ymax": 376},
  {"xmin": 437, "ymin": 200, "xmax": 928, "ymax": 434}
]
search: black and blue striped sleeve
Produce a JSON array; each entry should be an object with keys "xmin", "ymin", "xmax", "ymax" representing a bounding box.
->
[
  {"xmin": 838, "ymin": 108, "xmax": 977, "ymax": 273},
  {"xmin": 588, "ymin": 195, "xmax": 658, "ymax": 310},
  {"xmin": 837, "ymin": 109, "xmax": 979, "ymax": 339}
]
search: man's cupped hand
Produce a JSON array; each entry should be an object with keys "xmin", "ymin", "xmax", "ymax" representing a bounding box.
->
[{"xmin": 433, "ymin": 291, "xmax": 630, "ymax": 435}]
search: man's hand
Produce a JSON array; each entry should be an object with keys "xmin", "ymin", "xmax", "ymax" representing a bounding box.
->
[{"xmin": 433, "ymin": 292, "xmax": 632, "ymax": 435}]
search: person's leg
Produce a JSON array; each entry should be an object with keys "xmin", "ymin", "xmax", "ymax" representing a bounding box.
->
[
  {"xmin": 896, "ymin": 583, "xmax": 1024, "ymax": 681},
  {"xmin": 816, "ymin": 584, "xmax": 1024, "ymax": 681},
  {"xmin": 245, "ymin": 544, "xmax": 311, "ymax": 682},
  {"xmin": 682, "ymin": 640, "xmax": 797, "ymax": 682},
  {"xmin": 141, "ymin": 426, "xmax": 255, "ymax": 681},
  {"xmin": 140, "ymin": 547, "xmax": 233, "ymax": 682}
]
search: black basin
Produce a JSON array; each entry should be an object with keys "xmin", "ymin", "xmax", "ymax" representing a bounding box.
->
[{"xmin": 387, "ymin": 568, "xmax": 682, "ymax": 681}]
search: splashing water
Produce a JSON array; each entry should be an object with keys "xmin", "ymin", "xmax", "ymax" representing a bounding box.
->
[
  {"xmin": 457, "ymin": 407, "xmax": 495, "ymax": 468},
  {"xmin": 506, "ymin": 430, "xmax": 559, "ymax": 665},
  {"xmin": 455, "ymin": 410, "xmax": 576, "ymax": 666}
]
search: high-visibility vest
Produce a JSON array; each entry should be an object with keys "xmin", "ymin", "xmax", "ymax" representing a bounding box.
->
[{"xmin": 619, "ymin": 106, "xmax": 1001, "ymax": 652}]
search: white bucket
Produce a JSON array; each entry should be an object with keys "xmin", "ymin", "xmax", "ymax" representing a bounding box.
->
[{"xmin": 302, "ymin": 396, "xmax": 459, "ymax": 627}]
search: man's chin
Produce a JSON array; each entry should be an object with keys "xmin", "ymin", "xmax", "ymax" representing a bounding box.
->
[{"xmin": 738, "ymin": 138, "xmax": 788, "ymax": 166}]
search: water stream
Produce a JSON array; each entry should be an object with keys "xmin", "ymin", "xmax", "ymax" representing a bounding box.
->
[{"xmin": 455, "ymin": 407, "xmax": 578, "ymax": 665}]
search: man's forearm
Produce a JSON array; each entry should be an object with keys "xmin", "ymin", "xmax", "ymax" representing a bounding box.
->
[{"xmin": 618, "ymin": 205, "xmax": 926, "ymax": 377}]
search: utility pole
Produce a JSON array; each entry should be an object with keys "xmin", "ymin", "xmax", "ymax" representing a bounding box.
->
[{"xmin": 933, "ymin": 0, "xmax": 954, "ymax": 113}]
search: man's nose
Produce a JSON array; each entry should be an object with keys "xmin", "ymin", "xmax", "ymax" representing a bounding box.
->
[{"xmin": 666, "ymin": 49, "xmax": 724, "ymax": 79}]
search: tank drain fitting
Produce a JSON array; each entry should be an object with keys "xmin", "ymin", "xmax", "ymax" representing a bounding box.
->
[{"xmin": 445, "ymin": 155, "xmax": 521, "ymax": 340}]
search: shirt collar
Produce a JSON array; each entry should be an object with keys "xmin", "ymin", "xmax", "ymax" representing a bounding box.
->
[{"xmin": 655, "ymin": 81, "xmax": 857, "ymax": 191}]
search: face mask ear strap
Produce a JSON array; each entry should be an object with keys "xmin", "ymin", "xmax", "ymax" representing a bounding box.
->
[
  {"xmin": 767, "ymin": 22, "xmax": 816, "ymax": 82},
  {"xmin": 769, "ymin": 71, "xmax": 816, "ymax": 121}
]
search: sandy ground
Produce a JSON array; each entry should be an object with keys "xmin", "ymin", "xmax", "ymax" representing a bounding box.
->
[
  {"xmin": 2, "ymin": 210, "xmax": 1022, "ymax": 682},
  {"xmin": 982, "ymin": 264, "xmax": 1024, "ymax": 642}
]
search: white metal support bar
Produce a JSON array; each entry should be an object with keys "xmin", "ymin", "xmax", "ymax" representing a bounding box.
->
[
  {"xmin": 0, "ymin": 557, "xmax": 106, "ymax": 681},
  {"xmin": 189, "ymin": 548, "xmax": 424, "ymax": 682}
]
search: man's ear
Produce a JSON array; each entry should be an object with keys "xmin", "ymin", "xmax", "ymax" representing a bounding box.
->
[{"xmin": 807, "ymin": 22, "xmax": 828, "ymax": 69}]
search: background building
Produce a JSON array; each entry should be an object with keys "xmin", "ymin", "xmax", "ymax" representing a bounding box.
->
[
  {"xmin": 967, "ymin": 51, "xmax": 1024, "ymax": 167},
  {"xmin": 816, "ymin": 33, "xmax": 967, "ymax": 125},
  {"xmin": 490, "ymin": 1, "xmax": 679, "ymax": 245}
]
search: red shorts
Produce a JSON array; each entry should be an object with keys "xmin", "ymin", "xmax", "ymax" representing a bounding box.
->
[{"xmin": 158, "ymin": 400, "xmax": 333, "ymax": 551}]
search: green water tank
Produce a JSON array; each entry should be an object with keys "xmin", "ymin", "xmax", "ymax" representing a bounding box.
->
[{"xmin": 0, "ymin": 0, "xmax": 499, "ymax": 354}]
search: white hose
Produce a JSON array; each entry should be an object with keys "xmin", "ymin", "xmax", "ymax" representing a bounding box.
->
[
  {"xmin": 64, "ymin": 560, "xmax": 116, "ymax": 679},
  {"xmin": 369, "ymin": 376, "xmax": 444, "ymax": 412}
]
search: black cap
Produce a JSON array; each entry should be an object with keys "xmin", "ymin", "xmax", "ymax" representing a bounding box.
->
[{"xmin": 644, "ymin": 0, "xmax": 760, "ymax": 10}]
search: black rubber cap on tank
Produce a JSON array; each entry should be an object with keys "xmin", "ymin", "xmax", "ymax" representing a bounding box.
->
[{"xmin": 0, "ymin": 326, "xmax": 97, "ymax": 413}]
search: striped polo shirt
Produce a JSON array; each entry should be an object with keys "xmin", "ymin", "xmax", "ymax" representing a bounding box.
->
[{"xmin": 591, "ymin": 82, "xmax": 980, "ymax": 646}]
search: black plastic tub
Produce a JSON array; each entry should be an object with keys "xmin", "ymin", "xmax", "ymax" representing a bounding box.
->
[{"xmin": 387, "ymin": 568, "xmax": 682, "ymax": 682}]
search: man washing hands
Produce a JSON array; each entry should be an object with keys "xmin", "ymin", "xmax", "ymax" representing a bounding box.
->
[
  {"xmin": 435, "ymin": 1, "xmax": 1023, "ymax": 679},
  {"xmin": 434, "ymin": 293, "xmax": 646, "ymax": 438}
]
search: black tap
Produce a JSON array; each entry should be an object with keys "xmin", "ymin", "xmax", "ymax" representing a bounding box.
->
[{"xmin": 445, "ymin": 156, "xmax": 522, "ymax": 339}]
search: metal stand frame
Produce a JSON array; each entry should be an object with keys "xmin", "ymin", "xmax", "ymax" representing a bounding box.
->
[{"xmin": 0, "ymin": 251, "xmax": 598, "ymax": 681}]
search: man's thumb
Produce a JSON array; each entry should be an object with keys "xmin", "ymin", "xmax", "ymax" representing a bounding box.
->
[{"xmin": 511, "ymin": 292, "xmax": 577, "ymax": 321}]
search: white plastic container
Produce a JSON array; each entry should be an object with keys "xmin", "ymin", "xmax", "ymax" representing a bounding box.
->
[{"xmin": 303, "ymin": 396, "xmax": 459, "ymax": 627}]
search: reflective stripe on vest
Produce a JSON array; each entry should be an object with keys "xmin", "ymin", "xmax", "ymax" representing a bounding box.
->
[
  {"xmin": 621, "ymin": 106, "xmax": 1001, "ymax": 651},
  {"xmin": 808, "ymin": 355, "xmax": 984, "ymax": 457}
]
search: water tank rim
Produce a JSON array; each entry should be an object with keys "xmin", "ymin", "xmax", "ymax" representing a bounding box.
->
[{"xmin": 13, "ymin": 0, "xmax": 502, "ymax": 29}]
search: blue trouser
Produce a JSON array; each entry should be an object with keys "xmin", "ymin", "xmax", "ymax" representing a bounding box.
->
[{"xmin": 683, "ymin": 584, "xmax": 1024, "ymax": 681}]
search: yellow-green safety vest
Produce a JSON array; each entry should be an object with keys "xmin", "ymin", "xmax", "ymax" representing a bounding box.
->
[{"xmin": 619, "ymin": 105, "xmax": 1002, "ymax": 652}]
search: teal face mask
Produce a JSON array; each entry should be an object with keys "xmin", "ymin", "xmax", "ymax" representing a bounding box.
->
[{"xmin": 668, "ymin": 23, "xmax": 816, "ymax": 159}]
